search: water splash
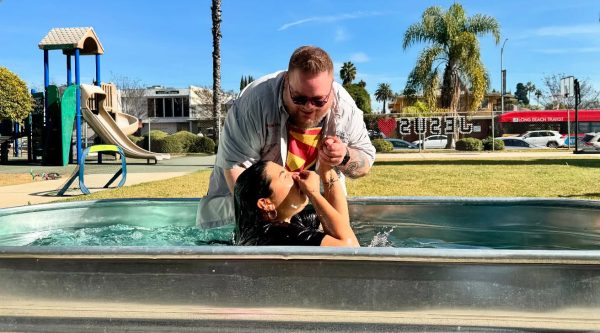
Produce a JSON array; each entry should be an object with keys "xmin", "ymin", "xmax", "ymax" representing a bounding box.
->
[{"xmin": 368, "ymin": 227, "xmax": 395, "ymax": 247}]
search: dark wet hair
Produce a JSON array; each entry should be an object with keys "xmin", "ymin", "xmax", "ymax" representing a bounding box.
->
[{"xmin": 233, "ymin": 161, "xmax": 272, "ymax": 244}]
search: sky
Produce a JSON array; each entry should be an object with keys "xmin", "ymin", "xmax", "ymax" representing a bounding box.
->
[{"xmin": 1, "ymin": 0, "xmax": 599, "ymax": 112}]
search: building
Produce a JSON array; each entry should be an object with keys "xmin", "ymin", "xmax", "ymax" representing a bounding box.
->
[{"xmin": 124, "ymin": 86, "xmax": 235, "ymax": 135}]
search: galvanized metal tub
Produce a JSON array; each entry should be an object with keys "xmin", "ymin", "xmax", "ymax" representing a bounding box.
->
[{"xmin": 0, "ymin": 197, "xmax": 599, "ymax": 332}]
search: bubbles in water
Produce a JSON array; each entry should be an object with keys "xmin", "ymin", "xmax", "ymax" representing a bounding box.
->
[{"xmin": 368, "ymin": 227, "xmax": 395, "ymax": 247}]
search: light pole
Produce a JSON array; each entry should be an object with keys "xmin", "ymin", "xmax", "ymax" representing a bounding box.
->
[
  {"xmin": 494, "ymin": 38, "xmax": 508, "ymax": 152},
  {"xmin": 500, "ymin": 38, "xmax": 508, "ymax": 114}
]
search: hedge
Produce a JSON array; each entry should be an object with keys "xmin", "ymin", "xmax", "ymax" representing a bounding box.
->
[
  {"xmin": 371, "ymin": 139, "xmax": 393, "ymax": 153},
  {"xmin": 482, "ymin": 137, "xmax": 505, "ymax": 151},
  {"xmin": 455, "ymin": 137, "xmax": 483, "ymax": 151},
  {"xmin": 190, "ymin": 136, "xmax": 216, "ymax": 154}
]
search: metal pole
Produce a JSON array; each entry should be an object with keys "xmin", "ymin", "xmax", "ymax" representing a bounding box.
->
[
  {"xmin": 498, "ymin": 38, "xmax": 508, "ymax": 152},
  {"xmin": 95, "ymin": 54, "xmax": 102, "ymax": 164},
  {"xmin": 574, "ymin": 79, "xmax": 580, "ymax": 152},
  {"xmin": 66, "ymin": 55, "xmax": 72, "ymax": 86},
  {"xmin": 43, "ymin": 50, "xmax": 49, "ymax": 164},
  {"xmin": 148, "ymin": 118, "xmax": 151, "ymax": 151},
  {"xmin": 75, "ymin": 49, "xmax": 82, "ymax": 164},
  {"xmin": 28, "ymin": 89, "xmax": 35, "ymax": 162},
  {"xmin": 95, "ymin": 54, "xmax": 101, "ymax": 86}
]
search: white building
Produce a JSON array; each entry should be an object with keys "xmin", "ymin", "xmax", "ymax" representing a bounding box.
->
[{"xmin": 134, "ymin": 86, "xmax": 235, "ymax": 135}]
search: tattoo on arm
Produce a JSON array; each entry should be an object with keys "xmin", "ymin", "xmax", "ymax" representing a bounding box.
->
[{"xmin": 339, "ymin": 149, "xmax": 370, "ymax": 179}]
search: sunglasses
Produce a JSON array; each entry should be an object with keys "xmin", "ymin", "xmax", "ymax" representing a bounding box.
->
[{"xmin": 288, "ymin": 81, "xmax": 333, "ymax": 107}]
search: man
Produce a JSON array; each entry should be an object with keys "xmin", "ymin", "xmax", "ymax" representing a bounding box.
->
[{"xmin": 197, "ymin": 46, "xmax": 375, "ymax": 228}]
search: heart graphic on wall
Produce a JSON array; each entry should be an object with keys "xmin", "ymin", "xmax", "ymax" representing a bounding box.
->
[{"xmin": 377, "ymin": 118, "xmax": 397, "ymax": 137}]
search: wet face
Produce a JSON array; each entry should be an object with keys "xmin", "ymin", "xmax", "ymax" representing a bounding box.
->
[
  {"xmin": 260, "ymin": 161, "xmax": 308, "ymax": 221},
  {"xmin": 284, "ymin": 70, "xmax": 334, "ymax": 129}
]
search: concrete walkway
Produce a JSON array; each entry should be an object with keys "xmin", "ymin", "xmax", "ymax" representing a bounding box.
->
[{"xmin": 0, "ymin": 155, "xmax": 215, "ymax": 209}]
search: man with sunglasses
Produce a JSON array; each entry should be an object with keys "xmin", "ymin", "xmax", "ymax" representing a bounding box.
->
[{"xmin": 197, "ymin": 46, "xmax": 375, "ymax": 229}]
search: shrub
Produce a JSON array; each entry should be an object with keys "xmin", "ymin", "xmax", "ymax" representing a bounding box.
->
[
  {"xmin": 456, "ymin": 137, "xmax": 483, "ymax": 151},
  {"xmin": 190, "ymin": 136, "xmax": 216, "ymax": 154},
  {"xmin": 172, "ymin": 131, "xmax": 198, "ymax": 152},
  {"xmin": 482, "ymin": 137, "xmax": 505, "ymax": 151},
  {"xmin": 371, "ymin": 139, "xmax": 393, "ymax": 153},
  {"xmin": 140, "ymin": 130, "xmax": 169, "ymax": 150},
  {"xmin": 152, "ymin": 135, "xmax": 183, "ymax": 153},
  {"xmin": 128, "ymin": 135, "xmax": 143, "ymax": 146}
]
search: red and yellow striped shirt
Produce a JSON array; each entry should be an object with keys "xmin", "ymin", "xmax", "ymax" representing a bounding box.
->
[{"xmin": 286, "ymin": 125, "xmax": 323, "ymax": 172}]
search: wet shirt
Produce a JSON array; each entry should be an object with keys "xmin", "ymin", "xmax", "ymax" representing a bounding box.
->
[{"xmin": 236, "ymin": 210, "xmax": 325, "ymax": 246}]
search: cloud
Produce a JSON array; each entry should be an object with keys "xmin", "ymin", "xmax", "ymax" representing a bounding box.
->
[
  {"xmin": 278, "ymin": 11, "xmax": 383, "ymax": 31},
  {"xmin": 533, "ymin": 24, "xmax": 600, "ymax": 37},
  {"xmin": 534, "ymin": 47, "xmax": 600, "ymax": 54},
  {"xmin": 334, "ymin": 27, "xmax": 349, "ymax": 42},
  {"xmin": 350, "ymin": 52, "xmax": 370, "ymax": 63}
]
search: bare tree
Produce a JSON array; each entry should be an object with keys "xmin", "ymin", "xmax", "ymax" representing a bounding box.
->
[
  {"xmin": 211, "ymin": 0, "xmax": 222, "ymax": 142},
  {"xmin": 110, "ymin": 72, "xmax": 147, "ymax": 119},
  {"xmin": 542, "ymin": 73, "xmax": 600, "ymax": 109}
]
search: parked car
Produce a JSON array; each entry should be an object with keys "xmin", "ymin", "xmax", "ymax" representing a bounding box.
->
[
  {"xmin": 412, "ymin": 135, "xmax": 451, "ymax": 149},
  {"xmin": 384, "ymin": 138, "xmax": 418, "ymax": 150},
  {"xmin": 368, "ymin": 129, "xmax": 385, "ymax": 139},
  {"xmin": 518, "ymin": 130, "xmax": 565, "ymax": 148},
  {"xmin": 497, "ymin": 137, "xmax": 546, "ymax": 149},
  {"xmin": 581, "ymin": 132, "xmax": 600, "ymax": 151},
  {"xmin": 560, "ymin": 135, "xmax": 585, "ymax": 148}
]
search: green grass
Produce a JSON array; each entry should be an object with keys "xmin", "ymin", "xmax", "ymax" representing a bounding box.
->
[{"xmin": 57, "ymin": 157, "xmax": 600, "ymax": 202}]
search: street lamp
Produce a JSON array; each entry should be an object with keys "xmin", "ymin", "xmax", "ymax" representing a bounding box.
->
[
  {"xmin": 494, "ymin": 38, "xmax": 508, "ymax": 152},
  {"xmin": 500, "ymin": 38, "xmax": 508, "ymax": 114}
]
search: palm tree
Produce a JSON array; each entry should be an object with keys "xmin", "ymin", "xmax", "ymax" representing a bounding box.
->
[
  {"xmin": 211, "ymin": 0, "xmax": 222, "ymax": 143},
  {"xmin": 403, "ymin": 3, "xmax": 500, "ymax": 147},
  {"xmin": 535, "ymin": 89, "xmax": 543, "ymax": 106},
  {"xmin": 375, "ymin": 83, "xmax": 394, "ymax": 113},
  {"xmin": 525, "ymin": 81, "xmax": 536, "ymax": 105},
  {"xmin": 340, "ymin": 62, "xmax": 356, "ymax": 86}
]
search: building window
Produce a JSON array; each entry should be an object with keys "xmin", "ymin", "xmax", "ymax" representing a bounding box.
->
[
  {"xmin": 165, "ymin": 97, "xmax": 173, "ymax": 117},
  {"xmin": 183, "ymin": 97, "xmax": 190, "ymax": 117},
  {"xmin": 148, "ymin": 99, "xmax": 155, "ymax": 117},
  {"xmin": 156, "ymin": 98, "xmax": 164, "ymax": 117},
  {"xmin": 174, "ymin": 98, "xmax": 182, "ymax": 117}
]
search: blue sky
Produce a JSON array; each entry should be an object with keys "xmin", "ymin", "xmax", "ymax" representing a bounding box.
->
[{"xmin": 1, "ymin": 0, "xmax": 599, "ymax": 112}]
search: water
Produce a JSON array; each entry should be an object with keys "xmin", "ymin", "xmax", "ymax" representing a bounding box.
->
[
  {"xmin": 3, "ymin": 220, "xmax": 599, "ymax": 249},
  {"xmin": 2, "ymin": 198, "xmax": 600, "ymax": 249}
]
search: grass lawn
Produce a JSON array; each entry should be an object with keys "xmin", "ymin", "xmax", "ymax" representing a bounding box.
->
[{"xmin": 57, "ymin": 157, "xmax": 600, "ymax": 202}]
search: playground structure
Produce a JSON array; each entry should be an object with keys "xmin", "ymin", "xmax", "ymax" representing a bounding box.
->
[
  {"xmin": 57, "ymin": 144, "xmax": 127, "ymax": 196},
  {"xmin": 0, "ymin": 27, "xmax": 169, "ymax": 166}
]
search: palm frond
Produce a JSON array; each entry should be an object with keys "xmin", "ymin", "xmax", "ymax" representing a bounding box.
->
[{"xmin": 467, "ymin": 14, "xmax": 501, "ymax": 44}]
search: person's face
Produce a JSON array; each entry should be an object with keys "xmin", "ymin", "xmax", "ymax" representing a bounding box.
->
[
  {"xmin": 259, "ymin": 161, "xmax": 308, "ymax": 220},
  {"xmin": 284, "ymin": 69, "xmax": 334, "ymax": 129}
]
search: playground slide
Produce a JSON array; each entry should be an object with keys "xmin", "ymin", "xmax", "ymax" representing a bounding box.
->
[{"xmin": 80, "ymin": 84, "xmax": 170, "ymax": 162}]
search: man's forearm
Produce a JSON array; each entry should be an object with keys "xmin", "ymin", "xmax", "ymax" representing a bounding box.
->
[{"xmin": 336, "ymin": 148, "xmax": 371, "ymax": 178}]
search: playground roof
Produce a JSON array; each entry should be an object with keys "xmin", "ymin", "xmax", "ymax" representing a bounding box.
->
[{"xmin": 38, "ymin": 27, "xmax": 104, "ymax": 55}]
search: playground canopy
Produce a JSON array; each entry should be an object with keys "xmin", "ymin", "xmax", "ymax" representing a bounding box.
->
[{"xmin": 38, "ymin": 27, "xmax": 104, "ymax": 55}]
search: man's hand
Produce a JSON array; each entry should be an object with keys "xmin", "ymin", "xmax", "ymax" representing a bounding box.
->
[{"xmin": 319, "ymin": 136, "xmax": 347, "ymax": 167}]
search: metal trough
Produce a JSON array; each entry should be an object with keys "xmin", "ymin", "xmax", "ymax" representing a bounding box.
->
[{"xmin": 0, "ymin": 197, "xmax": 599, "ymax": 332}]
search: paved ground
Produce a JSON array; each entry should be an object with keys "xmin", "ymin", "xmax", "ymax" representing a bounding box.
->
[{"xmin": 0, "ymin": 155, "xmax": 215, "ymax": 209}]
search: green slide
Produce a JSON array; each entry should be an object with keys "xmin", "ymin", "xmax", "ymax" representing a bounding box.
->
[{"xmin": 60, "ymin": 85, "xmax": 77, "ymax": 166}]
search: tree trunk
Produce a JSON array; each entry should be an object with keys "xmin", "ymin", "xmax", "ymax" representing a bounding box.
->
[
  {"xmin": 211, "ymin": 0, "xmax": 222, "ymax": 143},
  {"xmin": 383, "ymin": 100, "xmax": 386, "ymax": 114},
  {"xmin": 442, "ymin": 63, "xmax": 459, "ymax": 149}
]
